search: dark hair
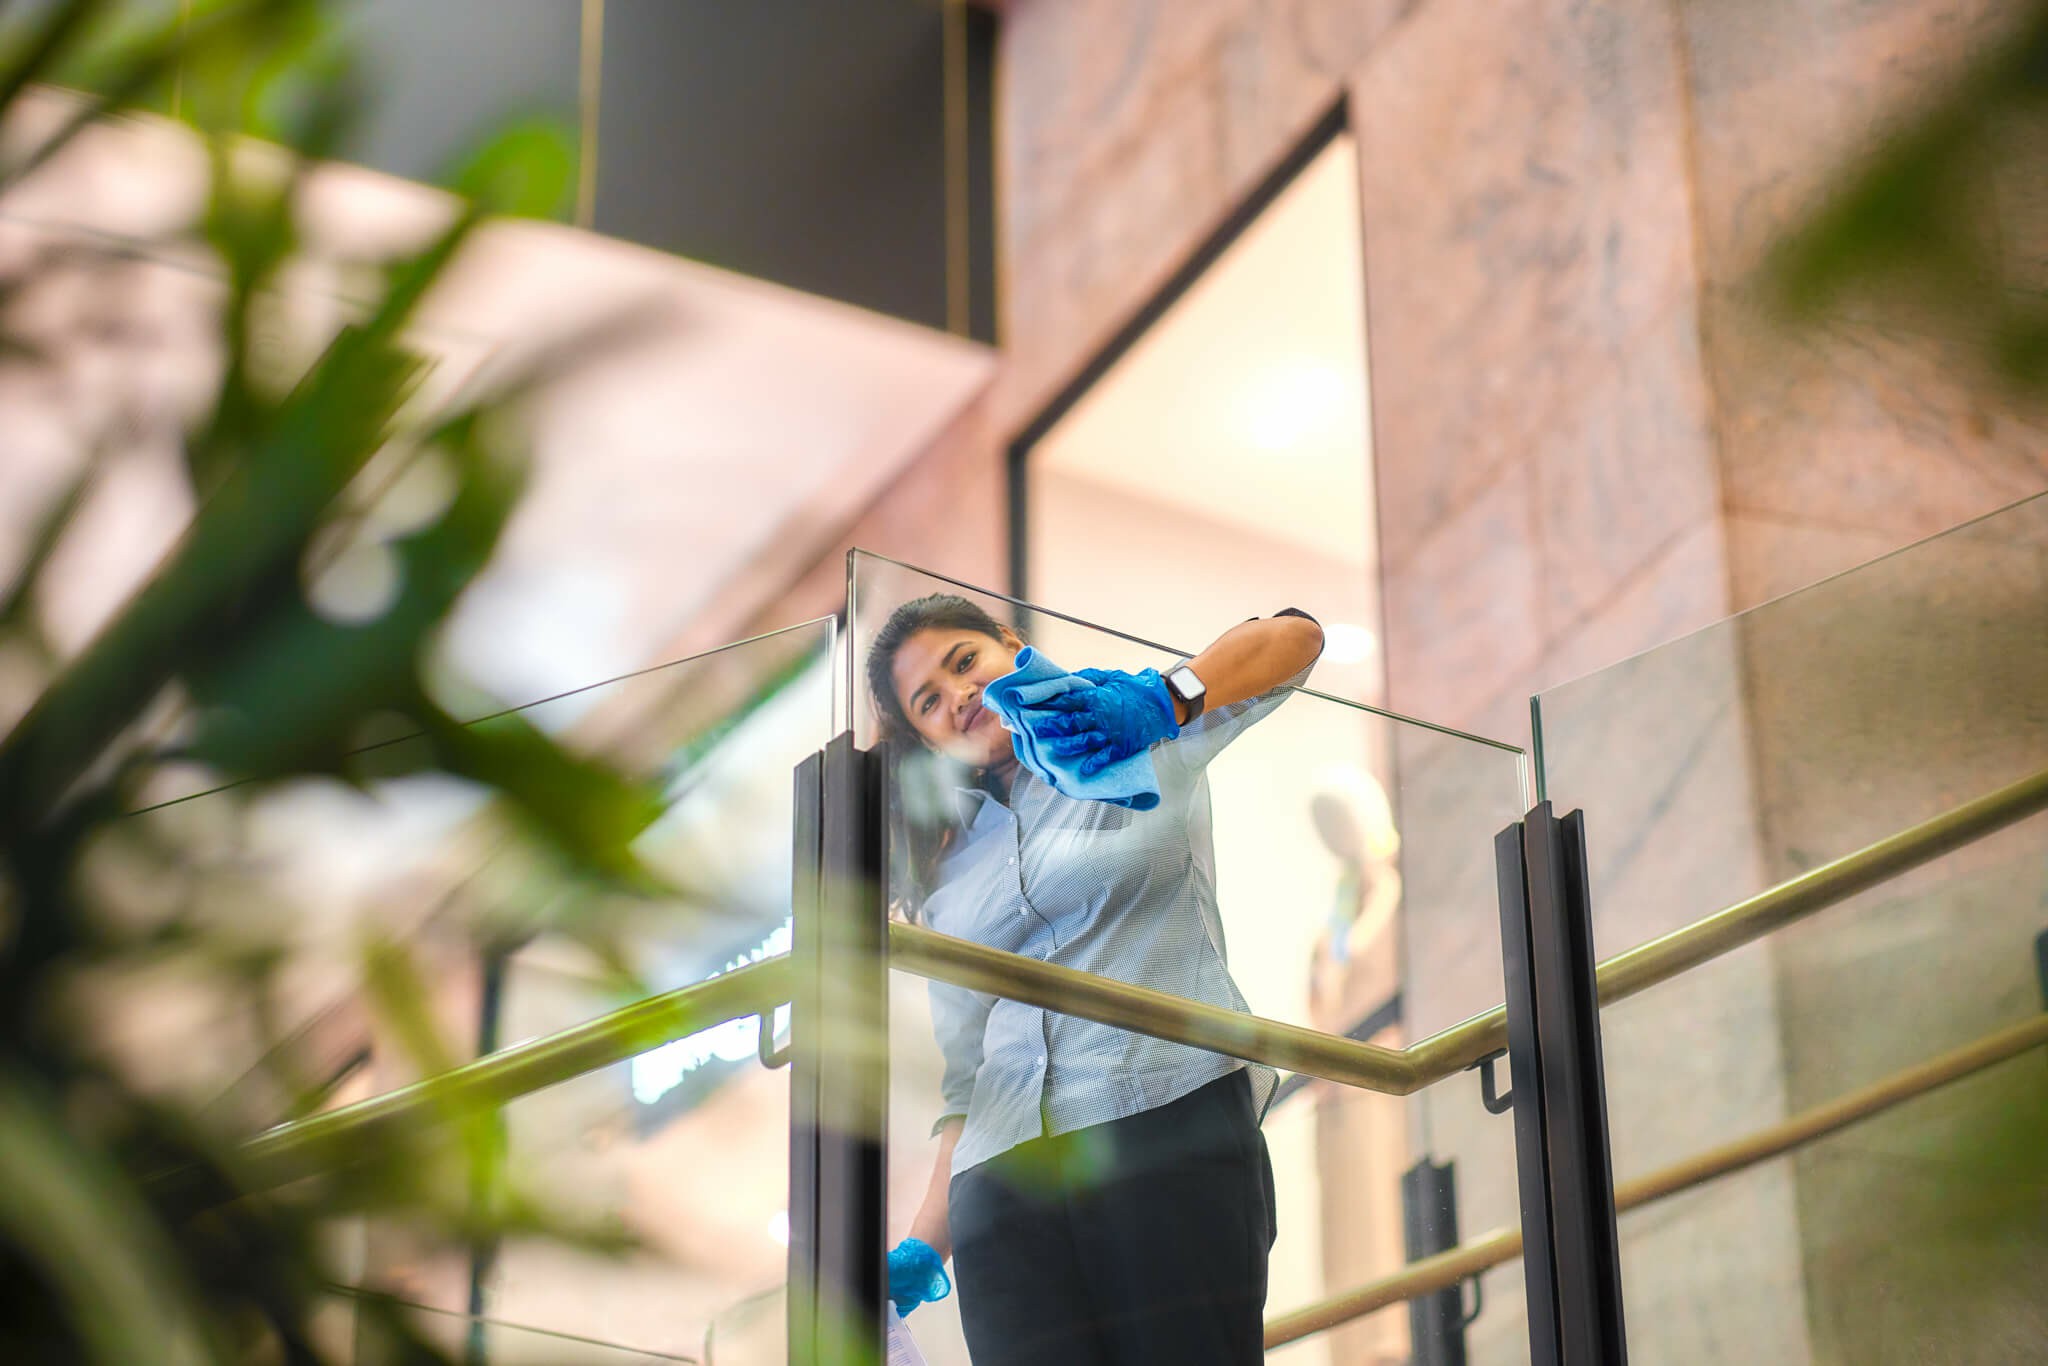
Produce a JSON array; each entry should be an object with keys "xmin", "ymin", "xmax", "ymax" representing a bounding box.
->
[
  {"xmin": 864, "ymin": 593, "xmax": 1015, "ymax": 919},
  {"xmin": 864, "ymin": 593, "xmax": 1011, "ymax": 740}
]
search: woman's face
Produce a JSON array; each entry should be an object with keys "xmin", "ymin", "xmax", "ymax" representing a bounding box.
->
[{"xmin": 889, "ymin": 624, "xmax": 1024, "ymax": 768}]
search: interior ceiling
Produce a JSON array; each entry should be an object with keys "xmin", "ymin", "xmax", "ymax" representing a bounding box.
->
[
  {"xmin": 0, "ymin": 89, "xmax": 994, "ymax": 712},
  {"xmin": 1035, "ymin": 135, "xmax": 1375, "ymax": 569}
]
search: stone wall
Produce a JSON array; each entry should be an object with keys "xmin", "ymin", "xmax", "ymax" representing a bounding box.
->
[
  {"xmin": 1735, "ymin": 497, "xmax": 2048, "ymax": 1364},
  {"xmin": 986, "ymin": 0, "xmax": 2046, "ymax": 1361},
  {"xmin": 1673, "ymin": 0, "xmax": 2048, "ymax": 610}
]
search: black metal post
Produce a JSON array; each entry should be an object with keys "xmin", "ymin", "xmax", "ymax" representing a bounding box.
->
[
  {"xmin": 1401, "ymin": 1158, "xmax": 1471, "ymax": 1366},
  {"xmin": 1497, "ymin": 803, "xmax": 1629, "ymax": 1365},
  {"xmin": 1525, "ymin": 806, "xmax": 1628, "ymax": 1362},
  {"xmin": 2035, "ymin": 927, "xmax": 2047, "ymax": 1010},
  {"xmin": 788, "ymin": 735, "xmax": 889, "ymax": 1366},
  {"xmin": 788, "ymin": 750, "xmax": 823, "ymax": 1359},
  {"xmin": 464, "ymin": 944, "xmax": 510, "ymax": 1366},
  {"xmin": 1496, "ymin": 822, "xmax": 1563, "ymax": 1366}
]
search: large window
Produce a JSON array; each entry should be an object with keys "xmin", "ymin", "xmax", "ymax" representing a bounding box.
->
[{"xmin": 1017, "ymin": 120, "xmax": 1381, "ymax": 715}]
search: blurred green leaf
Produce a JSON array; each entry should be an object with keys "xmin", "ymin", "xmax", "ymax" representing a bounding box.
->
[
  {"xmin": 178, "ymin": 412, "xmax": 523, "ymax": 779},
  {"xmin": 359, "ymin": 938, "xmax": 463, "ymax": 1081},
  {"xmin": 0, "ymin": 327, "xmax": 426, "ymax": 829},
  {"xmin": 0, "ymin": 0, "xmax": 109, "ymax": 114},
  {"xmin": 0, "ymin": 1069, "xmax": 221, "ymax": 1366},
  {"xmin": 0, "ymin": 456, "xmax": 96, "ymax": 633},
  {"xmin": 175, "ymin": 406, "xmax": 669, "ymax": 879},
  {"xmin": 1767, "ymin": 4, "xmax": 2048, "ymax": 393},
  {"xmin": 192, "ymin": 139, "xmax": 304, "ymax": 492},
  {"xmin": 447, "ymin": 115, "xmax": 577, "ymax": 222},
  {"xmin": 0, "ymin": 0, "xmax": 308, "ymax": 193},
  {"xmin": 0, "ymin": 5, "xmax": 689, "ymax": 1360},
  {"xmin": 428, "ymin": 707, "xmax": 672, "ymax": 889}
]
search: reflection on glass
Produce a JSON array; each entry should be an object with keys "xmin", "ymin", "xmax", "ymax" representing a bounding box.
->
[
  {"xmin": 1531, "ymin": 492, "xmax": 2048, "ymax": 1363},
  {"xmin": 340, "ymin": 1289, "xmax": 702, "ymax": 1363},
  {"xmin": 853, "ymin": 551, "xmax": 1528, "ymax": 1365},
  {"xmin": 474, "ymin": 621, "xmax": 833, "ymax": 1360},
  {"xmin": 110, "ymin": 619, "xmax": 831, "ymax": 1362}
]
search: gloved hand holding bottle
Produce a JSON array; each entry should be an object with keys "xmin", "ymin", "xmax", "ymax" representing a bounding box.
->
[
  {"xmin": 887, "ymin": 1236, "xmax": 952, "ymax": 1317},
  {"xmin": 1010, "ymin": 666, "xmax": 1180, "ymax": 775}
]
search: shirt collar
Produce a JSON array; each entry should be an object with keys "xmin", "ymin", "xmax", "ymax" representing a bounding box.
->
[
  {"xmin": 950, "ymin": 784, "xmax": 989, "ymax": 827},
  {"xmin": 949, "ymin": 766, "xmax": 1038, "ymax": 831}
]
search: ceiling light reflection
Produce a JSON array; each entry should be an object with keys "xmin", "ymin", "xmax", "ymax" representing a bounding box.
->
[
  {"xmin": 1244, "ymin": 364, "xmax": 1351, "ymax": 453},
  {"xmin": 1322, "ymin": 622, "xmax": 1378, "ymax": 665}
]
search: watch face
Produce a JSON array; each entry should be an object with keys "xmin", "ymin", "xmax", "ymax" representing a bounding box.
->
[{"xmin": 1169, "ymin": 666, "xmax": 1205, "ymax": 703}]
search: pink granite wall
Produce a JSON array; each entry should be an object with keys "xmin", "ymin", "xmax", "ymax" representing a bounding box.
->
[
  {"xmin": 1673, "ymin": 0, "xmax": 2048, "ymax": 610},
  {"xmin": 995, "ymin": 0, "xmax": 2045, "ymax": 724},
  {"xmin": 1342, "ymin": 10, "xmax": 1797, "ymax": 1357},
  {"xmin": 1671, "ymin": 6, "xmax": 2048, "ymax": 1358},
  {"xmin": 996, "ymin": 4, "xmax": 1757, "ymax": 1360},
  {"xmin": 989, "ymin": 0, "xmax": 2044, "ymax": 1361},
  {"xmin": 1727, "ymin": 497, "xmax": 2048, "ymax": 1362},
  {"xmin": 997, "ymin": 0, "xmax": 1730, "ymax": 745}
]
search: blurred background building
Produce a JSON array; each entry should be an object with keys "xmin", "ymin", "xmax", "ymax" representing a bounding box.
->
[{"xmin": 1, "ymin": 1, "xmax": 2043, "ymax": 1363}]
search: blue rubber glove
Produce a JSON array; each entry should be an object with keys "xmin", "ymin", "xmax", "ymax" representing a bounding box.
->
[
  {"xmin": 887, "ymin": 1237, "xmax": 951, "ymax": 1317},
  {"xmin": 1012, "ymin": 666, "xmax": 1180, "ymax": 777}
]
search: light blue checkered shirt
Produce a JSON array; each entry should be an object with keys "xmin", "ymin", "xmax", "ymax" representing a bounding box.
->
[{"xmin": 919, "ymin": 657, "xmax": 1313, "ymax": 1177}]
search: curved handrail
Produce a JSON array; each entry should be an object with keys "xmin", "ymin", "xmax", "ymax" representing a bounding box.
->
[
  {"xmin": 888, "ymin": 765, "xmax": 2048, "ymax": 1096},
  {"xmin": 237, "ymin": 766, "xmax": 2048, "ymax": 1172},
  {"xmin": 885, "ymin": 922, "xmax": 1419, "ymax": 1092},
  {"xmin": 1263, "ymin": 1011, "xmax": 2048, "ymax": 1346},
  {"xmin": 240, "ymin": 956, "xmax": 792, "ymax": 1188},
  {"xmin": 1400, "ymin": 763, "xmax": 2048, "ymax": 1085}
]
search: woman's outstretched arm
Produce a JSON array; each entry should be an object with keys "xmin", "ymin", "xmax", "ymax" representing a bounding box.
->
[{"xmin": 1171, "ymin": 612, "xmax": 1324, "ymax": 723}]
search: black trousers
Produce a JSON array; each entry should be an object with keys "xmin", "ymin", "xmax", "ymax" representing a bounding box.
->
[{"xmin": 947, "ymin": 1071, "xmax": 1277, "ymax": 1366}]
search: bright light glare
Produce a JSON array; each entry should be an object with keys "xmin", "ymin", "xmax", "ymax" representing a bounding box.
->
[
  {"xmin": 1322, "ymin": 622, "xmax": 1378, "ymax": 665},
  {"xmin": 768, "ymin": 1210, "xmax": 790, "ymax": 1247},
  {"xmin": 630, "ymin": 919, "xmax": 793, "ymax": 1105},
  {"xmin": 1243, "ymin": 364, "xmax": 1351, "ymax": 453}
]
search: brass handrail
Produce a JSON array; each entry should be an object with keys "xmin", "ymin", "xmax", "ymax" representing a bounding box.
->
[
  {"xmin": 1400, "ymin": 764, "xmax": 2048, "ymax": 1087},
  {"xmin": 887, "ymin": 765, "xmax": 2048, "ymax": 1098},
  {"xmin": 236, "ymin": 766, "xmax": 2048, "ymax": 1171},
  {"xmin": 1263, "ymin": 1011, "xmax": 2048, "ymax": 1347},
  {"xmin": 240, "ymin": 956, "xmax": 792, "ymax": 1188},
  {"xmin": 886, "ymin": 922, "xmax": 1419, "ymax": 1093}
]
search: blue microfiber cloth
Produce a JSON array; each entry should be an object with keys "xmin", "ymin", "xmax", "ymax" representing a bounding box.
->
[{"xmin": 982, "ymin": 647, "xmax": 1163, "ymax": 811}]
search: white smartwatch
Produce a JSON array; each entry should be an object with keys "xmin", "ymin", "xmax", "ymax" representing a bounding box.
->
[{"xmin": 1164, "ymin": 664, "xmax": 1207, "ymax": 722}]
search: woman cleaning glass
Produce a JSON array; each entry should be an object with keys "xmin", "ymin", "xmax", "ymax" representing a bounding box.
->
[{"xmin": 867, "ymin": 592, "xmax": 1323, "ymax": 1366}]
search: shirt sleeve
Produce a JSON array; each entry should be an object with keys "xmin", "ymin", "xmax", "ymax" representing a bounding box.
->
[
  {"xmin": 1156, "ymin": 608, "xmax": 1321, "ymax": 775},
  {"xmin": 927, "ymin": 978, "xmax": 993, "ymax": 1134}
]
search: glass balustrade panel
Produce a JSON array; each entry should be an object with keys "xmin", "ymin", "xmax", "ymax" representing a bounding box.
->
[
  {"xmin": 1531, "ymin": 491, "xmax": 2048, "ymax": 1362},
  {"xmin": 474, "ymin": 620, "xmax": 832, "ymax": 1363},
  {"xmin": 853, "ymin": 551, "xmax": 1532, "ymax": 1365},
  {"xmin": 114, "ymin": 619, "xmax": 832, "ymax": 1363},
  {"xmin": 333, "ymin": 1290, "xmax": 708, "ymax": 1364}
]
